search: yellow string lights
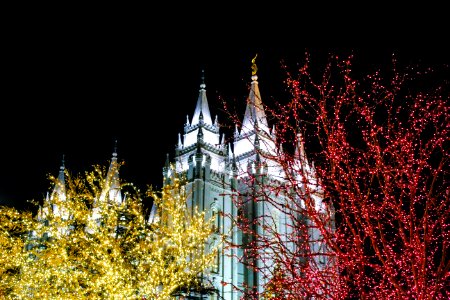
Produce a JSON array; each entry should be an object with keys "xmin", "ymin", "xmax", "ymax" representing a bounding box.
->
[{"xmin": 0, "ymin": 162, "xmax": 219, "ymax": 299}]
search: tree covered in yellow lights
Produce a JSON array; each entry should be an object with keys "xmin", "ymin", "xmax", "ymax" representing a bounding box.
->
[
  {"xmin": 0, "ymin": 162, "xmax": 219, "ymax": 299},
  {"xmin": 0, "ymin": 206, "xmax": 33, "ymax": 298}
]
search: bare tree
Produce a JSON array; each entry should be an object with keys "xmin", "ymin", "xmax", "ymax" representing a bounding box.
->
[{"xmin": 222, "ymin": 52, "xmax": 449, "ymax": 299}]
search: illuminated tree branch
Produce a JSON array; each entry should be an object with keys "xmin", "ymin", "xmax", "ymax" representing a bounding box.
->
[
  {"xmin": 0, "ymin": 162, "xmax": 219, "ymax": 299},
  {"xmin": 221, "ymin": 52, "xmax": 449, "ymax": 299}
]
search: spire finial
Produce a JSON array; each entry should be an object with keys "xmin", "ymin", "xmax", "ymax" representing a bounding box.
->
[
  {"xmin": 61, "ymin": 154, "xmax": 65, "ymax": 170},
  {"xmin": 200, "ymin": 69, "xmax": 206, "ymax": 89},
  {"xmin": 251, "ymin": 53, "xmax": 258, "ymax": 76},
  {"xmin": 113, "ymin": 139, "xmax": 118, "ymax": 157}
]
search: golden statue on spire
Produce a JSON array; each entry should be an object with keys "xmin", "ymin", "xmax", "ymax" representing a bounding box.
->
[{"xmin": 251, "ymin": 53, "xmax": 258, "ymax": 76}]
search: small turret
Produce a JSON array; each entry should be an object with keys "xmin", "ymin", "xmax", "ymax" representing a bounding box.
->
[
  {"xmin": 228, "ymin": 143, "xmax": 233, "ymax": 160},
  {"xmin": 186, "ymin": 115, "xmax": 190, "ymax": 126},
  {"xmin": 234, "ymin": 124, "xmax": 239, "ymax": 138},
  {"xmin": 177, "ymin": 133, "xmax": 183, "ymax": 149}
]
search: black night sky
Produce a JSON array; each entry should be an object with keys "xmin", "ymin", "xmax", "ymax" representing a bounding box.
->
[{"xmin": 1, "ymin": 14, "xmax": 448, "ymax": 213}]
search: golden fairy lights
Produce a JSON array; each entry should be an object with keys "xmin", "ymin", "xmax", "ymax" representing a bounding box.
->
[{"xmin": 0, "ymin": 162, "xmax": 219, "ymax": 299}]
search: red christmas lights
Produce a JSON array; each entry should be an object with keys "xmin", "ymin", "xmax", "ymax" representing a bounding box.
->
[{"xmin": 221, "ymin": 52, "xmax": 449, "ymax": 299}]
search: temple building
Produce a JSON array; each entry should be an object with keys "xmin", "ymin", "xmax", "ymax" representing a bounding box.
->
[
  {"xmin": 155, "ymin": 62, "xmax": 333, "ymax": 299},
  {"xmin": 36, "ymin": 61, "xmax": 334, "ymax": 299}
]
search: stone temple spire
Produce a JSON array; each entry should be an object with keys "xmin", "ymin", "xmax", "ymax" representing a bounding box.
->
[
  {"xmin": 100, "ymin": 140, "xmax": 122, "ymax": 205},
  {"xmin": 53, "ymin": 154, "xmax": 66, "ymax": 199},
  {"xmin": 233, "ymin": 54, "xmax": 276, "ymax": 159},
  {"xmin": 191, "ymin": 69, "xmax": 213, "ymax": 126},
  {"xmin": 51, "ymin": 154, "xmax": 67, "ymax": 219},
  {"xmin": 241, "ymin": 54, "xmax": 269, "ymax": 135},
  {"xmin": 174, "ymin": 68, "xmax": 224, "ymax": 174}
]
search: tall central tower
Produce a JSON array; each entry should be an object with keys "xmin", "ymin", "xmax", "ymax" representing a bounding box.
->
[
  {"xmin": 166, "ymin": 65, "xmax": 283, "ymax": 299},
  {"xmin": 164, "ymin": 61, "xmax": 332, "ymax": 299},
  {"xmin": 168, "ymin": 70, "xmax": 241, "ymax": 299}
]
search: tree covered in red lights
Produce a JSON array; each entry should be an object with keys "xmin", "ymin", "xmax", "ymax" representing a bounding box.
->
[{"xmin": 222, "ymin": 53, "xmax": 449, "ymax": 299}]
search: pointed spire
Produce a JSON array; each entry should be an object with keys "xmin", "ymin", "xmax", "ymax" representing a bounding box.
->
[
  {"xmin": 192, "ymin": 70, "xmax": 213, "ymax": 126},
  {"xmin": 53, "ymin": 154, "xmax": 66, "ymax": 200},
  {"xmin": 148, "ymin": 202, "xmax": 158, "ymax": 224},
  {"xmin": 228, "ymin": 143, "xmax": 233, "ymax": 159},
  {"xmin": 40, "ymin": 192, "xmax": 51, "ymax": 221},
  {"xmin": 178, "ymin": 133, "xmax": 183, "ymax": 149},
  {"xmin": 100, "ymin": 140, "xmax": 122, "ymax": 205},
  {"xmin": 41, "ymin": 192, "xmax": 51, "ymax": 221},
  {"xmin": 241, "ymin": 54, "xmax": 269, "ymax": 134},
  {"xmin": 234, "ymin": 124, "xmax": 240, "ymax": 137},
  {"xmin": 36, "ymin": 205, "xmax": 43, "ymax": 222},
  {"xmin": 88, "ymin": 144, "xmax": 122, "ymax": 232},
  {"xmin": 214, "ymin": 115, "xmax": 218, "ymax": 126},
  {"xmin": 51, "ymin": 154, "xmax": 67, "ymax": 219},
  {"xmin": 186, "ymin": 115, "xmax": 190, "ymax": 126},
  {"xmin": 165, "ymin": 153, "xmax": 170, "ymax": 168}
]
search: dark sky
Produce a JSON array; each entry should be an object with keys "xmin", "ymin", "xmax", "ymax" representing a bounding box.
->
[{"xmin": 1, "ymin": 17, "xmax": 448, "ymax": 212}]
